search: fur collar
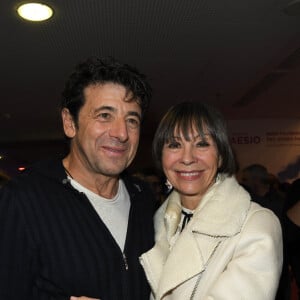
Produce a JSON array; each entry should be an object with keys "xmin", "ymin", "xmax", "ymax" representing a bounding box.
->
[{"xmin": 156, "ymin": 174, "xmax": 251, "ymax": 239}]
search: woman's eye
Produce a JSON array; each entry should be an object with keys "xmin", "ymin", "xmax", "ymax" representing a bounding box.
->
[
  {"xmin": 167, "ymin": 142, "xmax": 181, "ymax": 149},
  {"xmin": 197, "ymin": 141, "xmax": 209, "ymax": 147}
]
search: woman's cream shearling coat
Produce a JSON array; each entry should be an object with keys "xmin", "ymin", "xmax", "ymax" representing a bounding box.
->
[{"xmin": 140, "ymin": 175, "xmax": 283, "ymax": 300}]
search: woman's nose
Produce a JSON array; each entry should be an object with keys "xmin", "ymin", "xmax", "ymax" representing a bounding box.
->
[{"xmin": 181, "ymin": 146, "xmax": 195, "ymax": 165}]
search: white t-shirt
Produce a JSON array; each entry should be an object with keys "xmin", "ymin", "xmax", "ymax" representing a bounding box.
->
[{"xmin": 69, "ymin": 178, "xmax": 130, "ymax": 251}]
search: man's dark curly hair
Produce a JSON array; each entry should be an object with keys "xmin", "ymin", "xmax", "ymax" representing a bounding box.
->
[{"xmin": 61, "ymin": 56, "xmax": 152, "ymax": 124}]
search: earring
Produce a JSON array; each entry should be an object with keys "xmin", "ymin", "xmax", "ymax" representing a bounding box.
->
[{"xmin": 165, "ymin": 179, "xmax": 173, "ymax": 193}]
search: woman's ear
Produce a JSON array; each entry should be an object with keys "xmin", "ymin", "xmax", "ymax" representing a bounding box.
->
[{"xmin": 61, "ymin": 108, "xmax": 76, "ymax": 138}]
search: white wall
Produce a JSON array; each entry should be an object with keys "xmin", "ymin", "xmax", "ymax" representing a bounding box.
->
[{"xmin": 228, "ymin": 119, "xmax": 300, "ymax": 183}]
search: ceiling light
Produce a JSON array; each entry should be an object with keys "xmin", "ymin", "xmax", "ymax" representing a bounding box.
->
[{"xmin": 17, "ymin": 2, "xmax": 53, "ymax": 21}]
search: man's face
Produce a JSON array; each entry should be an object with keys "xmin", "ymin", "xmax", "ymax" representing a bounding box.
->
[
  {"xmin": 241, "ymin": 171, "xmax": 255, "ymax": 189},
  {"xmin": 63, "ymin": 82, "xmax": 141, "ymax": 177}
]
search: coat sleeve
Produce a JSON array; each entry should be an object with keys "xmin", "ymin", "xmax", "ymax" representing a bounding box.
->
[
  {"xmin": 0, "ymin": 183, "xmax": 37, "ymax": 299},
  {"xmin": 204, "ymin": 208, "xmax": 283, "ymax": 300}
]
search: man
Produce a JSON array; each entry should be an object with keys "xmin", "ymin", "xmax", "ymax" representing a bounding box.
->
[
  {"xmin": 0, "ymin": 57, "xmax": 155, "ymax": 300},
  {"xmin": 132, "ymin": 167, "xmax": 166, "ymax": 210},
  {"xmin": 241, "ymin": 164, "xmax": 285, "ymax": 219},
  {"xmin": 241, "ymin": 164, "xmax": 289, "ymax": 300}
]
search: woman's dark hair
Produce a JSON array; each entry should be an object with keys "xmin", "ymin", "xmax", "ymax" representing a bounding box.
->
[
  {"xmin": 61, "ymin": 56, "xmax": 152, "ymax": 124},
  {"xmin": 152, "ymin": 102, "xmax": 236, "ymax": 175}
]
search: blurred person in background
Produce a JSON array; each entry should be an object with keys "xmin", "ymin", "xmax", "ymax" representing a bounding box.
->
[
  {"xmin": 284, "ymin": 178, "xmax": 300, "ymax": 299},
  {"xmin": 132, "ymin": 167, "xmax": 166, "ymax": 210},
  {"xmin": 241, "ymin": 164, "xmax": 285, "ymax": 220},
  {"xmin": 240, "ymin": 165, "xmax": 290, "ymax": 300}
]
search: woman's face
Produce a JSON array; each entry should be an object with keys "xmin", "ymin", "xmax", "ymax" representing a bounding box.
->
[{"xmin": 162, "ymin": 126, "xmax": 219, "ymax": 209}]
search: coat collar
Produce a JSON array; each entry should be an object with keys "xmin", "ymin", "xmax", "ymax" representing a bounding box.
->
[
  {"xmin": 191, "ymin": 174, "xmax": 251, "ymax": 236},
  {"xmin": 158, "ymin": 174, "xmax": 251, "ymax": 238},
  {"xmin": 140, "ymin": 174, "xmax": 251, "ymax": 299}
]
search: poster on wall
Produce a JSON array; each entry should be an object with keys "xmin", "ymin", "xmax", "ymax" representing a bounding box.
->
[{"xmin": 227, "ymin": 119, "xmax": 300, "ymax": 183}]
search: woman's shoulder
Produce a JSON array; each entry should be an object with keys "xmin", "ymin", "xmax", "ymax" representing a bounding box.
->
[
  {"xmin": 244, "ymin": 201, "xmax": 282, "ymax": 235},
  {"xmin": 249, "ymin": 200, "xmax": 280, "ymax": 218}
]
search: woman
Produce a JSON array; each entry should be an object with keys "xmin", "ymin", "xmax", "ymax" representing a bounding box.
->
[{"xmin": 140, "ymin": 102, "xmax": 283, "ymax": 300}]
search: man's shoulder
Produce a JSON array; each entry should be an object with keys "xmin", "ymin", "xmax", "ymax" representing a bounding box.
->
[
  {"xmin": 4, "ymin": 158, "xmax": 65, "ymax": 189},
  {"xmin": 122, "ymin": 172, "xmax": 153, "ymax": 193},
  {"xmin": 122, "ymin": 172, "xmax": 156, "ymax": 210}
]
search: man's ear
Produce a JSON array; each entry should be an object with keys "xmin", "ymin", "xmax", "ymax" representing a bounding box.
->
[{"xmin": 61, "ymin": 108, "xmax": 76, "ymax": 138}]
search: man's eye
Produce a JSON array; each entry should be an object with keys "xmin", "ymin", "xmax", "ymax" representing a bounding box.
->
[
  {"xmin": 98, "ymin": 113, "xmax": 111, "ymax": 120},
  {"xmin": 127, "ymin": 118, "xmax": 140, "ymax": 128}
]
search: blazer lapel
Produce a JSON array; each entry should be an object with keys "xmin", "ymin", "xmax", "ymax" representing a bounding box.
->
[{"xmin": 156, "ymin": 228, "xmax": 224, "ymax": 299}]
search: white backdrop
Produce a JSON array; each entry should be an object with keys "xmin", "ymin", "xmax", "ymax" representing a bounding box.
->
[{"xmin": 227, "ymin": 119, "xmax": 300, "ymax": 183}]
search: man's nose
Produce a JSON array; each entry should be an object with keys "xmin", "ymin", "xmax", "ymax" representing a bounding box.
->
[{"xmin": 109, "ymin": 119, "xmax": 129, "ymax": 142}]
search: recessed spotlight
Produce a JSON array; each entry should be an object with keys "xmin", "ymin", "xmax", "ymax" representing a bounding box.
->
[{"xmin": 17, "ymin": 2, "xmax": 54, "ymax": 21}]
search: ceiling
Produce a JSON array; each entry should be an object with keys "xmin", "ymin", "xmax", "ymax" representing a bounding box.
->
[{"xmin": 1, "ymin": 0, "xmax": 300, "ymax": 172}]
